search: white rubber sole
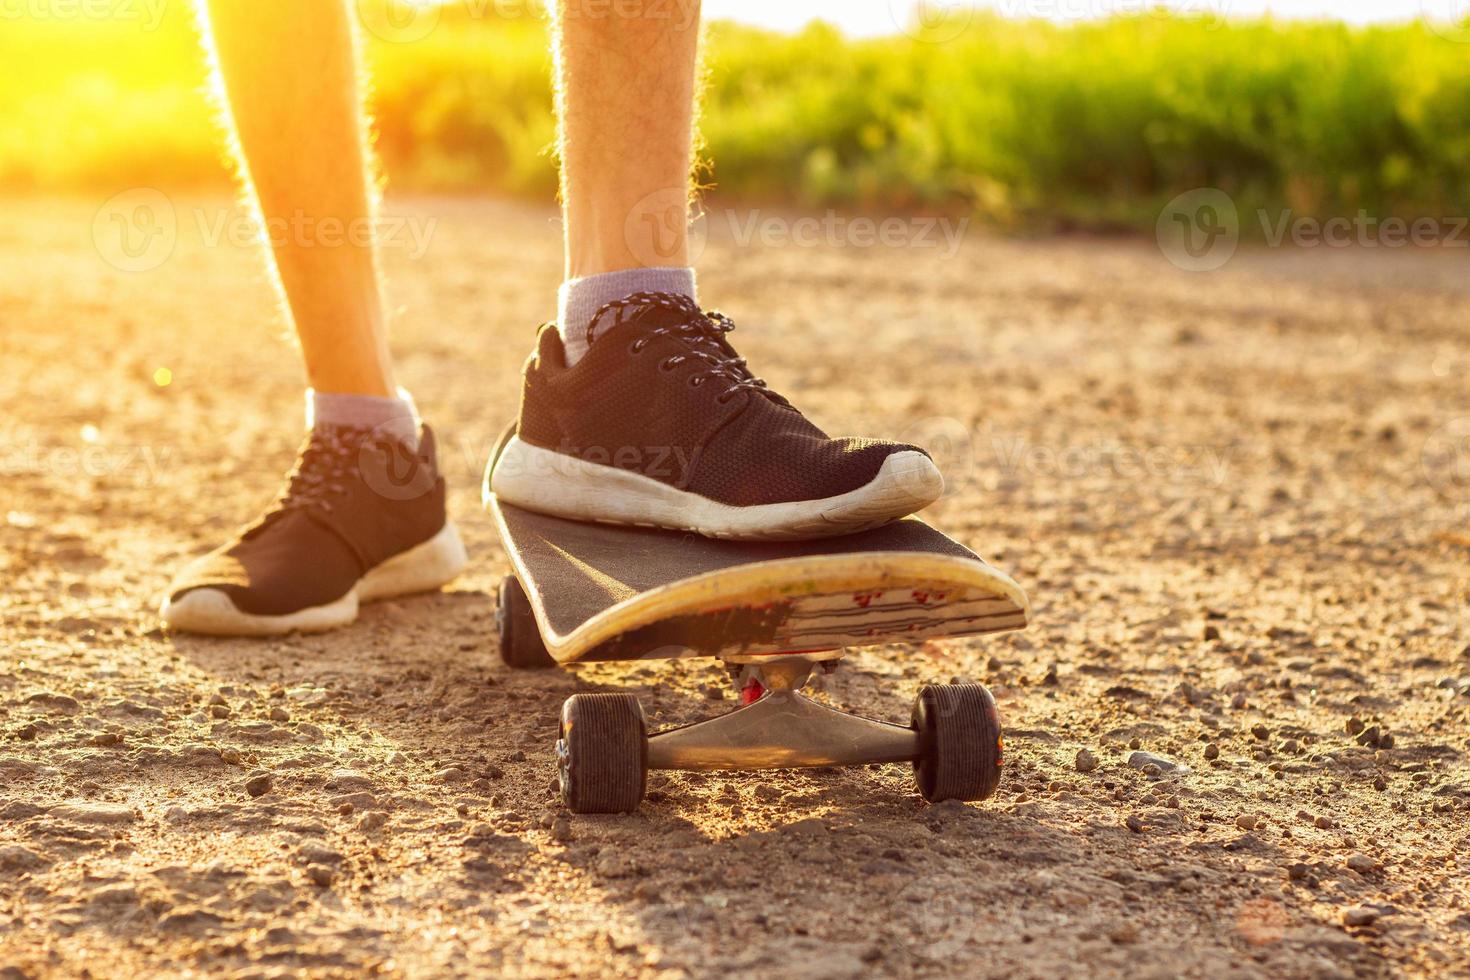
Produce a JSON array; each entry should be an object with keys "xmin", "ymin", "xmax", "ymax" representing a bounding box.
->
[
  {"xmin": 486, "ymin": 436, "xmax": 944, "ymax": 540},
  {"xmin": 159, "ymin": 522, "xmax": 469, "ymax": 637}
]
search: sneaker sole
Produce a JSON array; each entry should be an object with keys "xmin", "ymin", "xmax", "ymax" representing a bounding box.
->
[
  {"xmin": 159, "ymin": 522, "xmax": 469, "ymax": 637},
  {"xmin": 487, "ymin": 437, "xmax": 944, "ymax": 540}
]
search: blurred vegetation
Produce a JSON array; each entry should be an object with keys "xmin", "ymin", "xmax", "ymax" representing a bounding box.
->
[{"xmin": 3, "ymin": 4, "xmax": 1469, "ymax": 233}]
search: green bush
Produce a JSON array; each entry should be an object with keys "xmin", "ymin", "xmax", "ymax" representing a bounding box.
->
[{"xmin": 3, "ymin": 6, "xmax": 1467, "ymax": 235}]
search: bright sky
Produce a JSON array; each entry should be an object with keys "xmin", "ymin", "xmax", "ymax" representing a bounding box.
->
[{"xmin": 704, "ymin": 0, "xmax": 1464, "ymax": 36}]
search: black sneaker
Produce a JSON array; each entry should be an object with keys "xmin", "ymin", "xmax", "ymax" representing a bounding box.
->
[
  {"xmin": 487, "ymin": 292, "xmax": 943, "ymax": 540},
  {"xmin": 161, "ymin": 424, "xmax": 467, "ymax": 636}
]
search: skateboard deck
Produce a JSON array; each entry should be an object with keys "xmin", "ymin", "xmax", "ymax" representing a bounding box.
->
[{"xmin": 490, "ymin": 498, "xmax": 1030, "ymax": 665}]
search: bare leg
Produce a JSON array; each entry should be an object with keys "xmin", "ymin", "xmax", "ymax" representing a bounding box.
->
[
  {"xmin": 553, "ymin": 0, "xmax": 703, "ymax": 279},
  {"xmin": 163, "ymin": 2, "xmax": 465, "ymax": 638},
  {"xmin": 200, "ymin": 0, "xmax": 394, "ymax": 396}
]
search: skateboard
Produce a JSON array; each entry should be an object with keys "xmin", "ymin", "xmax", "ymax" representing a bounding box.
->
[{"xmin": 484, "ymin": 429, "xmax": 1030, "ymax": 814}]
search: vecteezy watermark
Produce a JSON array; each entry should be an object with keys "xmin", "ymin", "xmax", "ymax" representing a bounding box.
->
[
  {"xmin": 724, "ymin": 211, "xmax": 969, "ymax": 258},
  {"xmin": 1156, "ymin": 187, "xmax": 1240, "ymax": 272},
  {"xmin": 469, "ymin": 425, "xmax": 1236, "ymax": 515},
  {"xmin": 0, "ymin": 439, "xmax": 177, "ymax": 485},
  {"xmin": 1422, "ymin": 0, "xmax": 1470, "ymax": 43},
  {"xmin": 0, "ymin": 0, "xmax": 167, "ymax": 29},
  {"xmin": 560, "ymin": 0, "xmax": 699, "ymax": 31},
  {"xmin": 1259, "ymin": 210, "xmax": 1470, "ymax": 250},
  {"xmin": 93, "ymin": 189, "xmax": 439, "ymax": 272},
  {"xmin": 1158, "ymin": 188, "xmax": 1470, "ymax": 271},
  {"xmin": 891, "ymin": 0, "xmax": 1229, "ymax": 41},
  {"xmin": 990, "ymin": 0, "xmax": 1228, "ymax": 23},
  {"xmin": 489, "ymin": 438, "xmax": 697, "ymax": 489},
  {"xmin": 356, "ymin": 0, "xmax": 699, "ymax": 43},
  {"xmin": 990, "ymin": 434, "xmax": 1236, "ymax": 486},
  {"xmin": 624, "ymin": 190, "xmax": 970, "ymax": 267},
  {"xmin": 1422, "ymin": 418, "xmax": 1470, "ymax": 503}
]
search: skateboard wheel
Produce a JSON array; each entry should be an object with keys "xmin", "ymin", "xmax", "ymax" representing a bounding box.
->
[
  {"xmin": 911, "ymin": 683, "xmax": 1003, "ymax": 803},
  {"xmin": 497, "ymin": 575, "xmax": 554, "ymax": 669},
  {"xmin": 557, "ymin": 693, "xmax": 647, "ymax": 814}
]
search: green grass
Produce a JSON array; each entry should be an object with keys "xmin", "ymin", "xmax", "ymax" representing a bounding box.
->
[{"xmin": 4, "ymin": 5, "xmax": 1468, "ymax": 234}]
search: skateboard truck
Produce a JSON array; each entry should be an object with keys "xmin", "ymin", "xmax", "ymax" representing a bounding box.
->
[
  {"xmin": 648, "ymin": 657, "xmax": 917, "ymax": 771},
  {"xmin": 555, "ymin": 654, "xmax": 1003, "ymax": 814}
]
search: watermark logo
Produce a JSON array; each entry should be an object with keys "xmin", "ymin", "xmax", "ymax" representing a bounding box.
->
[
  {"xmin": 1423, "ymin": 0, "xmax": 1470, "ymax": 43},
  {"xmin": 1422, "ymin": 418, "xmax": 1470, "ymax": 502},
  {"xmin": 893, "ymin": 874, "xmax": 976, "ymax": 958},
  {"xmin": 1156, "ymin": 187, "xmax": 1239, "ymax": 272},
  {"xmin": 1236, "ymin": 898, "xmax": 1289, "ymax": 946},
  {"xmin": 355, "ymin": 0, "xmax": 441, "ymax": 43},
  {"xmin": 624, "ymin": 187, "xmax": 709, "ymax": 267},
  {"xmin": 93, "ymin": 188, "xmax": 177, "ymax": 273},
  {"xmin": 358, "ymin": 428, "xmax": 440, "ymax": 503},
  {"xmin": 892, "ymin": 0, "xmax": 973, "ymax": 43}
]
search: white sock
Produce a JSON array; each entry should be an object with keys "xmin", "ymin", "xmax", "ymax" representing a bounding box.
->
[
  {"xmin": 556, "ymin": 266, "xmax": 697, "ymax": 365},
  {"xmin": 306, "ymin": 388, "xmax": 420, "ymax": 448}
]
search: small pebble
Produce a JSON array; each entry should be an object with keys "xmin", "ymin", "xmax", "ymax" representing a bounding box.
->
[
  {"xmin": 1346, "ymin": 853, "xmax": 1376, "ymax": 873},
  {"xmin": 244, "ymin": 774, "xmax": 273, "ymax": 798},
  {"xmin": 1109, "ymin": 922, "xmax": 1140, "ymax": 944},
  {"xmin": 1127, "ymin": 751, "xmax": 1188, "ymax": 775},
  {"xmin": 1203, "ymin": 743, "xmax": 1220, "ymax": 761},
  {"xmin": 1075, "ymin": 749, "xmax": 1099, "ymax": 773},
  {"xmin": 1342, "ymin": 906, "xmax": 1378, "ymax": 927},
  {"xmin": 306, "ymin": 864, "xmax": 335, "ymax": 888}
]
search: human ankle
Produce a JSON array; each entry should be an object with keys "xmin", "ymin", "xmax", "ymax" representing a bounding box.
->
[
  {"xmin": 556, "ymin": 267, "xmax": 697, "ymax": 364},
  {"xmin": 306, "ymin": 388, "xmax": 420, "ymax": 448}
]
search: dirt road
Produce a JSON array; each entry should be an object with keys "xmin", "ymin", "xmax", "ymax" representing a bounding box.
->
[{"xmin": 2, "ymin": 195, "xmax": 1468, "ymax": 978}]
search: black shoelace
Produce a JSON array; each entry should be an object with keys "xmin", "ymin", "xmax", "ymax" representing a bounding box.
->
[
  {"xmin": 585, "ymin": 291, "xmax": 791, "ymax": 407},
  {"xmin": 244, "ymin": 426, "xmax": 375, "ymax": 536}
]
